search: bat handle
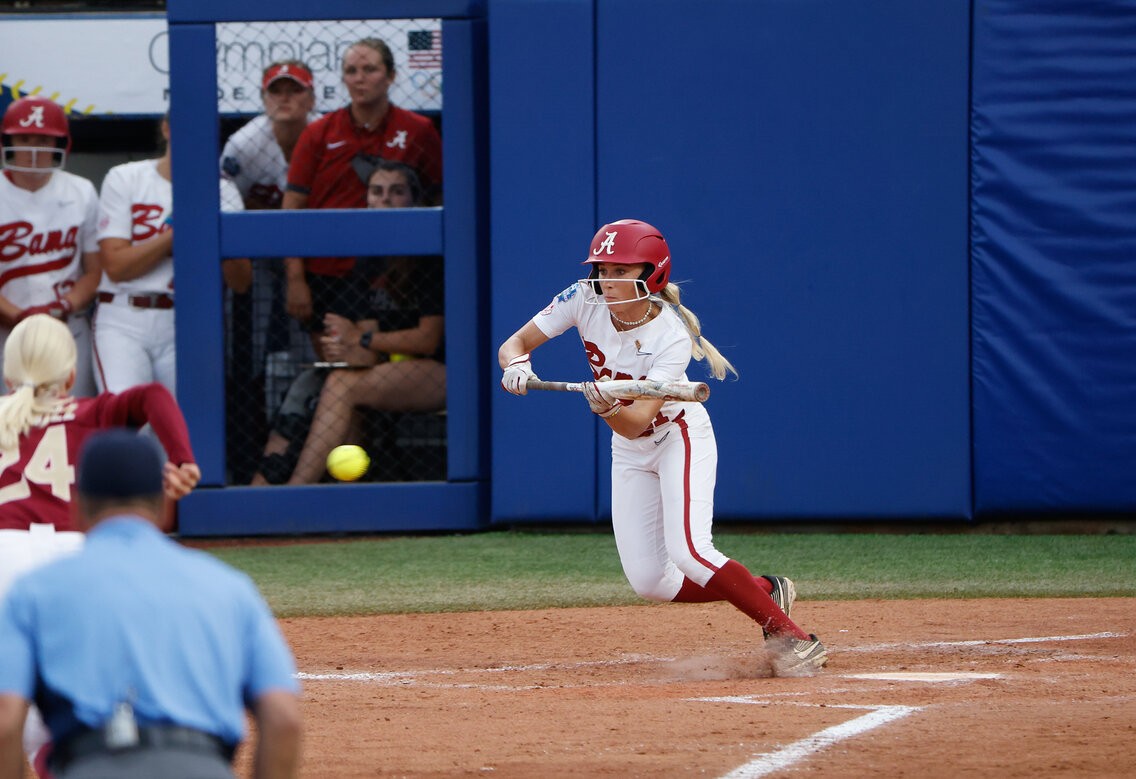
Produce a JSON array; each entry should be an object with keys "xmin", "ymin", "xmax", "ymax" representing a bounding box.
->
[{"xmin": 526, "ymin": 380, "xmax": 579, "ymax": 393}]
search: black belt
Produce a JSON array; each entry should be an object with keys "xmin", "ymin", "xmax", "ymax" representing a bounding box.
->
[
  {"xmin": 97, "ymin": 291, "xmax": 175, "ymax": 310},
  {"xmin": 53, "ymin": 725, "xmax": 234, "ymax": 772}
]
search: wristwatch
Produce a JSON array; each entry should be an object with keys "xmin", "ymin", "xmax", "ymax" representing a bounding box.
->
[{"xmin": 359, "ymin": 331, "xmax": 374, "ymax": 350}]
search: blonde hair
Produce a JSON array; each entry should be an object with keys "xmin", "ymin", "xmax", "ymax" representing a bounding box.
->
[
  {"xmin": 657, "ymin": 283, "xmax": 738, "ymax": 381},
  {"xmin": 0, "ymin": 315, "xmax": 76, "ymax": 450}
]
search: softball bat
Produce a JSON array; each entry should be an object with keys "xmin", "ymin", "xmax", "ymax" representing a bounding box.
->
[{"xmin": 526, "ymin": 378, "xmax": 710, "ymax": 403}]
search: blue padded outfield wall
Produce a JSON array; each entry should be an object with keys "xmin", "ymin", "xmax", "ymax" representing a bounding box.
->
[
  {"xmin": 971, "ymin": 0, "xmax": 1136, "ymax": 513},
  {"xmin": 156, "ymin": 0, "xmax": 1133, "ymax": 533}
]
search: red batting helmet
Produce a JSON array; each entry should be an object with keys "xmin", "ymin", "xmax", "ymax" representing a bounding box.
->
[
  {"xmin": 583, "ymin": 219, "xmax": 672, "ymax": 294},
  {"xmin": 2, "ymin": 97, "xmax": 71, "ymax": 170}
]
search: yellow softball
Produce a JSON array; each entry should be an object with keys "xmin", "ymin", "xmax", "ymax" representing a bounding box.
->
[{"xmin": 326, "ymin": 445, "xmax": 370, "ymax": 482}]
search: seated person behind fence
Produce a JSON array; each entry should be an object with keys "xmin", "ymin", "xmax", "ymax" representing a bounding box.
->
[
  {"xmin": 281, "ymin": 37, "xmax": 443, "ymax": 354},
  {"xmin": 251, "ymin": 161, "xmax": 444, "ymax": 485}
]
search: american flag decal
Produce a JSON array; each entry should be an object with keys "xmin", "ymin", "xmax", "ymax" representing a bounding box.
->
[{"xmin": 407, "ymin": 30, "xmax": 442, "ymax": 69}]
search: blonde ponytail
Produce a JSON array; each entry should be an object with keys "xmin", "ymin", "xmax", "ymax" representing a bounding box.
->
[
  {"xmin": 0, "ymin": 315, "xmax": 77, "ymax": 450},
  {"xmin": 658, "ymin": 283, "xmax": 738, "ymax": 381}
]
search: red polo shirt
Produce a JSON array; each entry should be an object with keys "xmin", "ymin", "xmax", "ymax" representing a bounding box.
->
[{"xmin": 287, "ymin": 104, "xmax": 443, "ymax": 276}]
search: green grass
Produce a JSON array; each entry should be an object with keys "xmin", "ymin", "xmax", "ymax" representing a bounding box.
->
[{"xmin": 201, "ymin": 530, "xmax": 1136, "ymax": 618}]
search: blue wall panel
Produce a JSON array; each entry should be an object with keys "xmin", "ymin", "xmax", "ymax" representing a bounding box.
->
[
  {"xmin": 169, "ymin": 22, "xmax": 226, "ymax": 487},
  {"xmin": 594, "ymin": 0, "xmax": 972, "ymax": 519},
  {"xmin": 971, "ymin": 1, "xmax": 1136, "ymax": 512},
  {"xmin": 488, "ymin": 0, "xmax": 599, "ymax": 523}
]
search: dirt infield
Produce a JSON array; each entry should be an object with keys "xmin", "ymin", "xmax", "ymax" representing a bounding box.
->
[{"xmin": 248, "ymin": 598, "xmax": 1134, "ymax": 778}]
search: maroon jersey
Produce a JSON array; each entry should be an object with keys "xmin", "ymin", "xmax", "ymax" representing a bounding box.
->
[
  {"xmin": 287, "ymin": 105, "xmax": 442, "ymax": 276},
  {"xmin": 0, "ymin": 383, "xmax": 193, "ymax": 531}
]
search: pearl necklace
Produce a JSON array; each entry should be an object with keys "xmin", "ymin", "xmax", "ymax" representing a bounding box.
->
[{"xmin": 611, "ymin": 302, "xmax": 653, "ymax": 328}]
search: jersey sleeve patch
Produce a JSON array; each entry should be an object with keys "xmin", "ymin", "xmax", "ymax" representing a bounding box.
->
[{"xmin": 555, "ymin": 284, "xmax": 578, "ymax": 303}]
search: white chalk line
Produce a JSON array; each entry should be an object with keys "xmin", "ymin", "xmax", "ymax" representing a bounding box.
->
[
  {"xmin": 693, "ymin": 697, "xmax": 889, "ymax": 708},
  {"xmin": 297, "ymin": 631, "xmax": 1123, "ymax": 686},
  {"xmin": 296, "ymin": 653, "xmax": 675, "ymax": 686},
  {"xmin": 842, "ymin": 631, "xmax": 1124, "ymax": 653},
  {"xmin": 844, "ymin": 671, "xmax": 1001, "ymax": 682},
  {"xmin": 711, "ymin": 703, "xmax": 920, "ymax": 779}
]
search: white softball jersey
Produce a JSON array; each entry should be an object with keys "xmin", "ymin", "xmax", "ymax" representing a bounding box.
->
[
  {"xmin": 96, "ymin": 158, "xmax": 173, "ymax": 295},
  {"xmin": 219, "ymin": 177, "xmax": 244, "ymax": 213},
  {"xmin": 530, "ymin": 280, "xmax": 726, "ymax": 596},
  {"xmin": 531, "ymin": 281, "xmax": 712, "ymax": 437},
  {"xmin": 220, "ymin": 112, "xmax": 321, "ymax": 206},
  {"xmin": 0, "ymin": 170, "xmax": 99, "ymax": 307},
  {"xmin": 0, "ymin": 170, "xmax": 100, "ymax": 396}
]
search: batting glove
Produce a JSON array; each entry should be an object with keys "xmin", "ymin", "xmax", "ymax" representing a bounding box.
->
[
  {"xmin": 501, "ymin": 353, "xmax": 537, "ymax": 395},
  {"xmin": 583, "ymin": 381, "xmax": 621, "ymax": 418}
]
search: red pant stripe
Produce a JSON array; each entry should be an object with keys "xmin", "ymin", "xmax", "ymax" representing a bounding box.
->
[{"xmin": 677, "ymin": 414, "xmax": 719, "ymax": 574}]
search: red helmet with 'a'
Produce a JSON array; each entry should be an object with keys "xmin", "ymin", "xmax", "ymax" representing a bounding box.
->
[
  {"xmin": 2, "ymin": 96, "xmax": 71, "ymax": 171},
  {"xmin": 583, "ymin": 219, "xmax": 672, "ymax": 294}
]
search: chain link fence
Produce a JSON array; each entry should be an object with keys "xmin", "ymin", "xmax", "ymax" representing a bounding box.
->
[{"xmin": 216, "ymin": 18, "xmax": 446, "ymax": 486}]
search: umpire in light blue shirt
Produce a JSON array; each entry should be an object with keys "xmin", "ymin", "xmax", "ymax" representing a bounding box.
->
[{"xmin": 0, "ymin": 430, "xmax": 302, "ymax": 779}]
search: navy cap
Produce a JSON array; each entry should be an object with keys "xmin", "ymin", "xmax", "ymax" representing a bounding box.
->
[{"xmin": 77, "ymin": 429, "xmax": 164, "ymax": 499}]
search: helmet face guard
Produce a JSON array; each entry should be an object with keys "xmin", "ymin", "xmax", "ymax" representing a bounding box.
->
[
  {"xmin": 581, "ymin": 219, "xmax": 671, "ymax": 304},
  {"xmin": 2, "ymin": 97, "xmax": 71, "ymax": 173},
  {"xmin": 1, "ymin": 144, "xmax": 67, "ymax": 173},
  {"xmin": 578, "ymin": 275, "xmax": 652, "ymax": 305}
]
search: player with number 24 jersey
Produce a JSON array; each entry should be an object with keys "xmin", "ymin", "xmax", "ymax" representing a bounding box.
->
[{"xmin": 0, "ymin": 383, "xmax": 193, "ymax": 532}]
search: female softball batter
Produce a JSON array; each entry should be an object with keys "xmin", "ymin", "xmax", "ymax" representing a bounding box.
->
[{"xmin": 499, "ymin": 219, "xmax": 827, "ymax": 672}]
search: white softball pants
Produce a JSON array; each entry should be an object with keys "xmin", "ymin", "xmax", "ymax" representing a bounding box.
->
[
  {"xmin": 609, "ymin": 413, "xmax": 728, "ymax": 602},
  {"xmin": 0, "ymin": 524, "xmax": 84, "ymax": 763},
  {"xmin": 92, "ymin": 303, "xmax": 177, "ymax": 396}
]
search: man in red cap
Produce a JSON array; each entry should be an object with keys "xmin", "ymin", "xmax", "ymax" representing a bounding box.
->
[{"xmin": 221, "ymin": 60, "xmax": 319, "ymax": 211}]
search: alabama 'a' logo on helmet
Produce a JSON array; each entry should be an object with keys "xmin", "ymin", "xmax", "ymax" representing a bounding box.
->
[
  {"xmin": 18, "ymin": 105, "xmax": 46, "ymax": 130},
  {"xmin": 593, "ymin": 230, "xmax": 618, "ymax": 256}
]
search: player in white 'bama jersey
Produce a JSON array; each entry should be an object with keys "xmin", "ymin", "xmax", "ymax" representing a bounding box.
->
[
  {"xmin": 499, "ymin": 219, "xmax": 828, "ymax": 675},
  {"xmin": 94, "ymin": 119, "xmax": 176, "ymax": 395},
  {"xmin": 95, "ymin": 117, "xmax": 244, "ymax": 396},
  {"xmin": 0, "ymin": 96, "xmax": 101, "ymax": 397}
]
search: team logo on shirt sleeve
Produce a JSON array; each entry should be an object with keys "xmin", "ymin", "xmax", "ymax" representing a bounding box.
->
[{"xmin": 540, "ymin": 284, "xmax": 578, "ymax": 316}]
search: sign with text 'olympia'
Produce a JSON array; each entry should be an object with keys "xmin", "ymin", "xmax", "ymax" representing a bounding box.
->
[{"xmin": 0, "ymin": 17, "xmax": 443, "ymax": 117}]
